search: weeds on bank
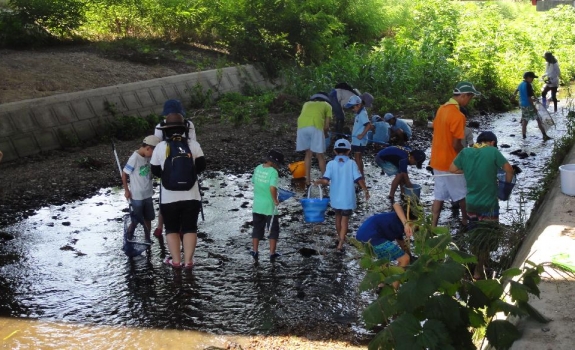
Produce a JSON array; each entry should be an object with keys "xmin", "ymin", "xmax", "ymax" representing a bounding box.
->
[{"xmin": 353, "ymin": 199, "xmax": 550, "ymax": 350}]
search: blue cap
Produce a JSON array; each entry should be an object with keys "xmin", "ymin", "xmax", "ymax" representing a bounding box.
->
[
  {"xmin": 384, "ymin": 113, "xmax": 395, "ymax": 122},
  {"xmin": 162, "ymin": 99, "xmax": 186, "ymax": 117},
  {"xmin": 344, "ymin": 95, "xmax": 362, "ymax": 109}
]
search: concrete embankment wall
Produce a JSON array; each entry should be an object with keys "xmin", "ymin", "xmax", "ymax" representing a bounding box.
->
[{"xmin": 0, "ymin": 65, "xmax": 271, "ymax": 162}]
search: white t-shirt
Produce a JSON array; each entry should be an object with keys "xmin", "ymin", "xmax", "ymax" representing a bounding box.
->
[
  {"xmin": 154, "ymin": 120, "xmax": 196, "ymax": 141},
  {"xmin": 150, "ymin": 139, "xmax": 204, "ymax": 204},
  {"xmin": 123, "ymin": 151, "xmax": 153, "ymax": 200}
]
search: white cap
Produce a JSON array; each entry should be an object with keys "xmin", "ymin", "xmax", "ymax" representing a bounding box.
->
[{"xmin": 143, "ymin": 135, "xmax": 161, "ymax": 147}]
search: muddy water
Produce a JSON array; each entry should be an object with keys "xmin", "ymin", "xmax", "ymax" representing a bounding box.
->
[{"xmin": 0, "ymin": 106, "xmax": 567, "ymax": 348}]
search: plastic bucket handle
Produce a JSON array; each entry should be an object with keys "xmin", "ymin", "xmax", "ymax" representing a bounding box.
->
[{"xmin": 307, "ymin": 184, "xmax": 323, "ymax": 200}]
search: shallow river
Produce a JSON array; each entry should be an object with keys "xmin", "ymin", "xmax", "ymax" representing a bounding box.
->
[{"xmin": 0, "ymin": 106, "xmax": 568, "ymax": 348}]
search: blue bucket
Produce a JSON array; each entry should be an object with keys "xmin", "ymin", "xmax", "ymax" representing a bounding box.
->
[
  {"xmin": 404, "ymin": 184, "xmax": 421, "ymax": 199},
  {"xmin": 300, "ymin": 185, "xmax": 330, "ymax": 223},
  {"xmin": 497, "ymin": 170, "xmax": 516, "ymax": 200},
  {"xmin": 278, "ymin": 188, "xmax": 295, "ymax": 202}
]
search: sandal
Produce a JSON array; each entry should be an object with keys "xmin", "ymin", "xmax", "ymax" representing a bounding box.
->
[
  {"xmin": 163, "ymin": 257, "xmax": 181, "ymax": 268},
  {"xmin": 183, "ymin": 261, "xmax": 194, "ymax": 269}
]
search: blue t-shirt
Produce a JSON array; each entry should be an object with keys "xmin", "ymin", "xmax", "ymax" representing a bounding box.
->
[
  {"xmin": 372, "ymin": 121, "xmax": 390, "ymax": 144},
  {"xmin": 391, "ymin": 119, "xmax": 412, "ymax": 139},
  {"xmin": 355, "ymin": 212, "xmax": 404, "ymax": 246},
  {"xmin": 352, "ymin": 108, "xmax": 370, "ymax": 146},
  {"xmin": 517, "ymin": 80, "xmax": 534, "ymax": 107},
  {"xmin": 322, "ymin": 155, "xmax": 362, "ymax": 210},
  {"xmin": 376, "ymin": 146, "xmax": 412, "ymax": 174}
]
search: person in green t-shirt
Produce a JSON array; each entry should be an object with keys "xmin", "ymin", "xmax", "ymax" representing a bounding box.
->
[
  {"xmin": 449, "ymin": 131, "xmax": 515, "ymax": 280},
  {"xmin": 250, "ymin": 149, "xmax": 284, "ymax": 261}
]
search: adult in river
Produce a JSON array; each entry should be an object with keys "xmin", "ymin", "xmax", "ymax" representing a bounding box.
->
[
  {"xmin": 296, "ymin": 93, "xmax": 332, "ymax": 185},
  {"xmin": 430, "ymin": 81, "xmax": 481, "ymax": 228},
  {"xmin": 541, "ymin": 51, "xmax": 561, "ymax": 113}
]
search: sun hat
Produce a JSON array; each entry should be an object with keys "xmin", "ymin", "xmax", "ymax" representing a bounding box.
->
[
  {"xmin": 310, "ymin": 92, "xmax": 331, "ymax": 103},
  {"xmin": 344, "ymin": 95, "xmax": 362, "ymax": 109},
  {"xmin": 157, "ymin": 113, "xmax": 186, "ymax": 129},
  {"xmin": 410, "ymin": 150, "xmax": 426, "ymax": 169},
  {"xmin": 162, "ymin": 99, "xmax": 186, "ymax": 117},
  {"xmin": 143, "ymin": 135, "xmax": 161, "ymax": 147},
  {"xmin": 267, "ymin": 149, "xmax": 285, "ymax": 165},
  {"xmin": 476, "ymin": 131, "xmax": 498, "ymax": 146},
  {"xmin": 384, "ymin": 113, "xmax": 395, "ymax": 122},
  {"xmin": 372, "ymin": 115, "xmax": 383, "ymax": 123},
  {"xmin": 360, "ymin": 92, "xmax": 374, "ymax": 108},
  {"xmin": 523, "ymin": 71, "xmax": 538, "ymax": 79},
  {"xmin": 334, "ymin": 138, "xmax": 351, "ymax": 150},
  {"xmin": 453, "ymin": 81, "xmax": 481, "ymax": 96}
]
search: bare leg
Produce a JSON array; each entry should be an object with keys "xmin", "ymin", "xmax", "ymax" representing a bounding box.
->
[
  {"xmin": 354, "ymin": 152, "xmax": 364, "ymax": 177},
  {"xmin": 144, "ymin": 220, "xmax": 152, "ymax": 242},
  {"xmin": 432, "ymin": 200, "xmax": 443, "ymax": 227},
  {"xmin": 392, "ymin": 253, "xmax": 411, "ymax": 289},
  {"xmin": 536, "ymin": 118, "xmax": 550, "ymax": 139},
  {"xmin": 337, "ymin": 216, "xmax": 350, "ymax": 250},
  {"xmin": 458, "ymin": 198, "xmax": 468, "ymax": 226},
  {"xmin": 252, "ymin": 238, "xmax": 259, "ymax": 252},
  {"xmin": 269, "ymin": 239, "xmax": 277, "ymax": 255},
  {"xmin": 304, "ymin": 150, "xmax": 313, "ymax": 185},
  {"xmin": 182, "ymin": 233, "xmax": 197, "ymax": 265},
  {"xmin": 316, "ymin": 152, "xmax": 326, "ymax": 175},
  {"xmin": 166, "ymin": 233, "xmax": 182, "ymax": 265},
  {"xmin": 521, "ymin": 119, "xmax": 527, "ymax": 138}
]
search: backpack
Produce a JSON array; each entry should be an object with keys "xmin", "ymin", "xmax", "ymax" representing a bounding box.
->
[
  {"xmin": 161, "ymin": 135, "xmax": 197, "ymax": 191},
  {"xmin": 335, "ymin": 82, "xmax": 360, "ymax": 95}
]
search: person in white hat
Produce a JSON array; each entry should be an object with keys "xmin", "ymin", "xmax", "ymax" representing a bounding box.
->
[{"xmin": 121, "ymin": 135, "xmax": 162, "ymax": 243}]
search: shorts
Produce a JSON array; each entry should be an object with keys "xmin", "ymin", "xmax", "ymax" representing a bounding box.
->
[
  {"xmin": 372, "ymin": 240, "xmax": 405, "ymax": 261},
  {"xmin": 160, "ymin": 200, "xmax": 201, "ymax": 234},
  {"xmin": 334, "ymin": 209, "xmax": 353, "ymax": 216},
  {"xmin": 296, "ymin": 126, "xmax": 326, "ymax": 153},
  {"xmin": 131, "ymin": 197, "xmax": 155, "ymax": 222},
  {"xmin": 433, "ymin": 169, "xmax": 466, "ymax": 201},
  {"xmin": 351, "ymin": 145, "xmax": 366, "ymax": 154},
  {"xmin": 375, "ymin": 159, "xmax": 399, "ymax": 176},
  {"xmin": 521, "ymin": 106, "xmax": 538, "ymax": 121},
  {"xmin": 252, "ymin": 213, "xmax": 280, "ymax": 240}
]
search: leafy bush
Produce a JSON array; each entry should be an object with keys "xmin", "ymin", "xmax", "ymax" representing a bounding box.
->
[
  {"xmin": 9, "ymin": 0, "xmax": 85, "ymax": 37},
  {"xmin": 217, "ymin": 90, "xmax": 274, "ymax": 127}
]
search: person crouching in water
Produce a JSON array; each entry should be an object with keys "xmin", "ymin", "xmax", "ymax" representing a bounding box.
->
[
  {"xmin": 314, "ymin": 139, "xmax": 369, "ymax": 252},
  {"xmin": 250, "ymin": 150, "xmax": 284, "ymax": 261},
  {"xmin": 375, "ymin": 146, "xmax": 426, "ymax": 202},
  {"xmin": 356, "ymin": 202, "xmax": 418, "ymax": 289}
]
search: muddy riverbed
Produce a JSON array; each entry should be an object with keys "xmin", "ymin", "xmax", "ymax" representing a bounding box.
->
[{"xmin": 0, "ymin": 103, "xmax": 569, "ymax": 349}]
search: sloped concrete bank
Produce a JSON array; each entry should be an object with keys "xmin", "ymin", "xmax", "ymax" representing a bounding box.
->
[{"xmin": 0, "ymin": 65, "xmax": 271, "ymax": 162}]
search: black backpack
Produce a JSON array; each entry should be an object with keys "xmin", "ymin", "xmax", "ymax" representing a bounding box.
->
[
  {"xmin": 161, "ymin": 135, "xmax": 197, "ymax": 191},
  {"xmin": 335, "ymin": 82, "xmax": 359, "ymax": 95}
]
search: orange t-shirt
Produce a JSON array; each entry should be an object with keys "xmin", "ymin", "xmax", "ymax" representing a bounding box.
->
[{"xmin": 430, "ymin": 99, "xmax": 466, "ymax": 171}]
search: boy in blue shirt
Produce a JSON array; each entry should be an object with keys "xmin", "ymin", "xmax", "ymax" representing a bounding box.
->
[
  {"xmin": 514, "ymin": 71, "xmax": 551, "ymax": 140},
  {"xmin": 345, "ymin": 95, "xmax": 371, "ymax": 177},
  {"xmin": 369, "ymin": 115, "xmax": 390, "ymax": 150},
  {"xmin": 375, "ymin": 146, "xmax": 426, "ymax": 202},
  {"xmin": 314, "ymin": 139, "xmax": 369, "ymax": 251},
  {"xmin": 384, "ymin": 113, "xmax": 412, "ymax": 146}
]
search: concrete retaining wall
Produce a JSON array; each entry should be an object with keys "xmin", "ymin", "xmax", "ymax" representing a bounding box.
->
[
  {"xmin": 0, "ymin": 65, "xmax": 271, "ymax": 162},
  {"xmin": 536, "ymin": 0, "xmax": 575, "ymax": 11}
]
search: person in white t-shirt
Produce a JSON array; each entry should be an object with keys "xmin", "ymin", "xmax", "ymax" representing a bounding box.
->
[{"xmin": 151, "ymin": 114, "xmax": 206, "ymax": 269}]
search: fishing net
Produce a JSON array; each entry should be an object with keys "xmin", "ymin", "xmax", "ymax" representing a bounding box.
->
[{"xmin": 122, "ymin": 208, "xmax": 151, "ymax": 258}]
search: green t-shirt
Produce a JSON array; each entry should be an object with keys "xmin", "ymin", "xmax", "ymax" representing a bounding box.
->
[
  {"xmin": 297, "ymin": 101, "xmax": 332, "ymax": 130},
  {"xmin": 252, "ymin": 164, "xmax": 279, "ymax": 215},
  {"xmin": 453, "ymin": 146, "xmax": 509, "ymax": 213}
]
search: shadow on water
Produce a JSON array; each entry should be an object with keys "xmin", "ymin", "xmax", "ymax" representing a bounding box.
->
[{"xmin": 0, "ymin": 106, "xmax": 568, "ymax": 347}]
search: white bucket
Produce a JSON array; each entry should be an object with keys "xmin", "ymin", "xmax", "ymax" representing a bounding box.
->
[{"xmin": 559, "ymin": 164, "xmax": 575, "ymax": 196}]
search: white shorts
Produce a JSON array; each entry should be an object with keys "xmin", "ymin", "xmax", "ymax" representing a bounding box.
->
[
  {"xmin": 433, "ymin": 169, "xmax": 467, "ymax": 202},
  {"xmin": 296, "ymin": 126, "xmax": 325, "ymax": 153}
]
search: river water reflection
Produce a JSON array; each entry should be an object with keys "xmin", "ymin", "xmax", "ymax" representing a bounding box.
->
[{"xmin": 0, "ymin": 106, "xmax": 568, "ymax": 348}]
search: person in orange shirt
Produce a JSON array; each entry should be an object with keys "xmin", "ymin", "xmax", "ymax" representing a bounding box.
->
[{"xmin": 430, "ymin": 82, "xmax": 481, "ymax": 227}]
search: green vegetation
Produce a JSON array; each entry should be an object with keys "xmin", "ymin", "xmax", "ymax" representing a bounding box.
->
[{"xmin": 353, "ymin": 199, "xmax": 551, "ymax": 350}]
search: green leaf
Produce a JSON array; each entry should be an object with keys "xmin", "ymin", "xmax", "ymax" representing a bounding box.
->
[
  {"xmin": 465, "ymin": 282, "xmax": 490, "ymax": 309},
  {"xmin": 416, "ymin": 319, "xmax": 451, "ymax": 348},
  {"xmin": 397, "ymin": 273, "xmax": 437, "ymax": 313},
  {"xmin": 485, "ymin": 320, "xmax": 520, "ymax": 350},
  {"xmin": 368, "ymin": 328, "xmax": 395, "ymax": 350},
  {"xmin": 387, "ymin": 314, "xmax": 422, "ymax": 350},
  {"xmin": 359, "ymin": 271, "xmax": 383, "ymax": 292},
  {"xmin": 359, "ymin": 254, "xmax": 375, "ymax": 269},
  {"xmin": 475, "ymin": 279, "xmax": 504, "ymax": 300},
  {"xmin": 425, "ymin": 234, "xmax": 451, "ymax": 251},
  {"xmin": 501, "ymin": 267, "xmax": 522, "ymax": 279},
  {"xmin": 467, "ymin": 309, "xmax": 486, "ymax": 328},
  {"xmin": 487, "ymin": 299, "xmax": 527, "ymax": 318},
  {"xmin": 521, "ymin": 271, "xmax": 541, "ymax": 298},
  {"xmin": 424, "ymin": 295, "xmax": 463, "ymax": 330},
  {"xmin": 431, "ymin": 226, "xmax": 450, "ymax": 236},
  {"xmin": 362, "ymin": 295, "xmax": 398, "ymax": 329},
  {"xmin": 517, "ymin": 301, "xmax": 552, "ymax": 323},
  {"xmin": 435, "ymin": 259, "xmax": 466, "ymax": 284},
  {"xmin": 509, "ymin": 281, "xmax": 529, "ymax": 303},
  {"xmin": 445, "ymin": 249, "xmax": 477, "ymax": 264}
]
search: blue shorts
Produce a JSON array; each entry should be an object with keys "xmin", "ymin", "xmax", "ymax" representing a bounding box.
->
[
  {"xmin": 131, "ymin": 197, "xmax": 155, "ymax": 222},
  {"xmin": 372, "ymin": 240, "xmax": 405, "ymax": 261},
  {"xmin": 375, "ymin": 159, "xmax": 399, "ymax": 176}
]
